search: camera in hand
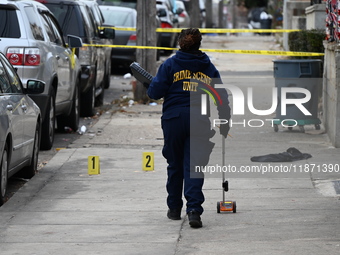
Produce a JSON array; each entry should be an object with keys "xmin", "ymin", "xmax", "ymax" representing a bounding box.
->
[{"xmin": 130, "ymin": 62, "xmax": 154, "ymax": 88}]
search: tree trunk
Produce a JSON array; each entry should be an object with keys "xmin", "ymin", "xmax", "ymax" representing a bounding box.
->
[
  {"xmin": 187, "ymin": 0, "xmax": 201, "ymax": 28},
  {"xmin": 135, "ymin": 0, "xmax": 157, "ymax": 103},
  {"xmin": 205, "ymin": 0, "xmax": 213, "ymax": 28}
]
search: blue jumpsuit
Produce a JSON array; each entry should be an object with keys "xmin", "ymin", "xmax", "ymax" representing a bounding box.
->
[{"xmin": 147, "ymin": 50, "xmax": 230, "ymax": 214}]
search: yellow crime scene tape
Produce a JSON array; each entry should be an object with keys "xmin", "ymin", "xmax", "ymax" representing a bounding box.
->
[
  {"xmin": 102, "ymin": 27, "xmax": 301, "ymax": 34},
  {"xmin": 83, "ymin": 43, "xmax": 324, "ymax": 57},
  {"xmin": 91, "ymin": 27, "xmax": 324, "ymax": 56}
]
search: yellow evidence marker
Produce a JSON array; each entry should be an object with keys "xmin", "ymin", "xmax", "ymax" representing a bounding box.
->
[
  {"xmin": 142, "ymin": 152, "xmax": 154, "ymax": 171},
  {"xmin": 88, "ymin": 156, "xmax": 100, "ymax": 175}
]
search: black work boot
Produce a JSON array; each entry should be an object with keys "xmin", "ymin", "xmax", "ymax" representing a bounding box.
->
[
  {"xmin": 167, "ymin": 208, "xmax": 181, "ymax": 220},
  {"xmin": 187, "ymin": 210, "xmax": 202, "ymax": 228}
]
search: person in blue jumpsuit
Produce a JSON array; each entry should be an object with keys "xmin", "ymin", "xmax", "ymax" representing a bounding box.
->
[{"xmin": 147, "ymin": 28, "xmax": 230, "ymax": 228}]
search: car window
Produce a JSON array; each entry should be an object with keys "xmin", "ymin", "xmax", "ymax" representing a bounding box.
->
[
  {"xmin": 40, "ymin": 13, "xmax": 63, "ymax": 46},
  {"xmin": 85, "ymin": 6, "xmax": 99, "ymax": 37},
  {"xmin": 45, "ymin": 4, "xmax": 68, "ymax": 27},
  {"xmin": 0, "ymin": 9, "xmax": 21, "ymax": 38},
  {"xmin": 157, "ymin": 0, "xmax": 172, "ymax": 12},
  {"xmin": 97, "ymin": 0, "xmax": 136, "ymax": 8},
  {"xmin": 78, "ymin": 5, "xmax": 95, "ymax": 41},
  {"xmin": 0, "ymin": 65, "xmax": 11, "ymax": 93},
  {"xmin": 48, "ymin": 15, "xmax": 64, "ymax": 46},
  {"xmin": 45, "ymin": 4, "xmax": 86, "ymax": 39},
  {"xmin": 0, "ymin": 58, "xmax": 22, "ymax": 94},
  {"xmin": 91, "ymin": 4, "xmax": 105, "ymax": 26},
  {"xmin": 40, "ymin": 13, "xmax": 57, "ymax": 44},
  {"xmin": 24, "ymin": 6, "xmax": 44, "ymax": 41},
  {"xmin": 101, "ymin": 9, "xmax": 134, "ymax": 27},
  {"xmin": 66, "ymin": 6, "xmax": 86, "ymax": 38},
  {"xmin": 44, "ymin": 3, "xmax": 68, "ymax": 28}
]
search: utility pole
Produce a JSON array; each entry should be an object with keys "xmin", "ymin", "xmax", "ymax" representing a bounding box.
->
[
  {"xmin": 231, "ymin": 0, "xmax": 236, "ymax": 29},
  {"xmin": 205, "ymin": 0, "xmax": 213, "ymax": 28},
  {"xmin": 218, "ymin": 0, "xmax": 229, "ymax": 29},
  {"xmin": 135, "ymin": 0, "xmax": 157, "ymax": 103},
  {"xmin": 187, "ymin": 0, "xmax": 201, "ymax": 28}
]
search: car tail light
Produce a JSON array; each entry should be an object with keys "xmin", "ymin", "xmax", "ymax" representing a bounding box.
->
[
  {"xmin": 6, "ymin": 48, "xmax": 40, "ymax": 66},
  {"xmin": 128, "ymin": 34, "xmax": 137, "ymax": 41},
  {"xmin": 7, "ymin": 48, "xmax": 24, "ymax": 65},
  {"xmin": 128, "ymin": 34, "xmax": 137, "ymax": 45},
  {"xmin": 161, "ymin": 22, "xmax": 173, "ymax": 29},
  {"xmin": 24, "ymin": 48, "xmax": 40, "ymax": 66}
]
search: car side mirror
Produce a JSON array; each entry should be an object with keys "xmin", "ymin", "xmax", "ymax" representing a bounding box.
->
[
  {"xmin": 157, "ymin": 9, "xmax": 167, "ymax": 17},
  {"xmin": 176, "ymin": 8, "xmax": 184, "ymax": 15},
  {"xmin": 25, "ymin": 80, "xmax": 45, "ymax": 94},
  {"xmin": 67, "ymin": 35, "xmax": 83, "ymax": 48},
  {"xmin": 100, "ymin": 27, "xmax": 115, "ymax": 40}
]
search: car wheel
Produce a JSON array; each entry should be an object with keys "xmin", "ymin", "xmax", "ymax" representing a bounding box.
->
[
  {"xmin": 21, "ymin": 123, "xmax": 40, "ymax": 179},
  {"xmin": 57, "ymin": 79, "xmax": 80, "ymax": 132},
  {"xmin": 0, "ymin": 144, "xmax": 9, "ymax": 206},
  {"xmin": 40, "ymin": 88, "xmax": 56, "ymax": 150},
  {"xmin": 81, "ymin": 84, "xmax": 95, "ymax": 117},
  {"xmin": 104, "ymin": 63, "xmax": 111, "ymax": 89},
  {"xmin": 104, "ymin": 70, "xmax": 110, "ymax": 89},
  {"xmin": 95, "ymin": 81, "xmax": 105, "ymax": 107}
]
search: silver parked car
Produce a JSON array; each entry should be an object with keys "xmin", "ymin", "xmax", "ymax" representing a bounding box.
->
[
  {"xmin": 156, "ymin": 1, "xmax": 180, "ymax": 55},
  {"xmin": 38, "ymin": 0, "xmax": 115, "ymax": 117},
  {"xmin": 99, "ymin": 5, "xmax": 137, "ymax": 68},
  {"xmin": 81, "ymin": 0, "xmax": 113, "ymax": 89},
  {"xmin": 0, "ymin": 0, "xmax": 82, "ymax": 150},
  {"xmin": 176, "ymin": 0, "xmax": 190, "ymax": 28},
  {"xmin": 99, "ymin": 5, "xmax": 161, "ymax": 69},
  {"xmin": 0, "ymin": 52, "xmax": 45, "ymax": 206}
]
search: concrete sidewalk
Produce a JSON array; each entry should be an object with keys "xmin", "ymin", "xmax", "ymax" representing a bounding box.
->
[{"xmin": 1, "ymin": 35, "xmax": 340, "ymax": 255}]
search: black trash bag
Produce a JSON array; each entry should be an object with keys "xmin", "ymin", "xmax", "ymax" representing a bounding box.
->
[{"xmin": 250, "ymin": 147, "xmax": 312, "ymax": 162}]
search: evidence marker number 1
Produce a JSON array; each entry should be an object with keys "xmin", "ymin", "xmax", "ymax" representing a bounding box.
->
[{"xmin": 88, "ymin": 156, "xmax": 100, "ymax": 175}]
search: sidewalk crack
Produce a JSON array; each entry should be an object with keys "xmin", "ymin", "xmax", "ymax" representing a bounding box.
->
[{"xmin": 174, "ymin": 217, "xmax": 186, "ymax": 255}]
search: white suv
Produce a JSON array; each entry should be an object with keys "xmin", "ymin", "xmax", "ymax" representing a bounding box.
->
[{"xmin": 0, "ymin": 0, "xmax": 82, "ymax": 150}]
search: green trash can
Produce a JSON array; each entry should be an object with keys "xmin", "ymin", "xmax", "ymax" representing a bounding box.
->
[{"xmin": 272, "ymin": 59, "xmax": 322, "ymax": 133}]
